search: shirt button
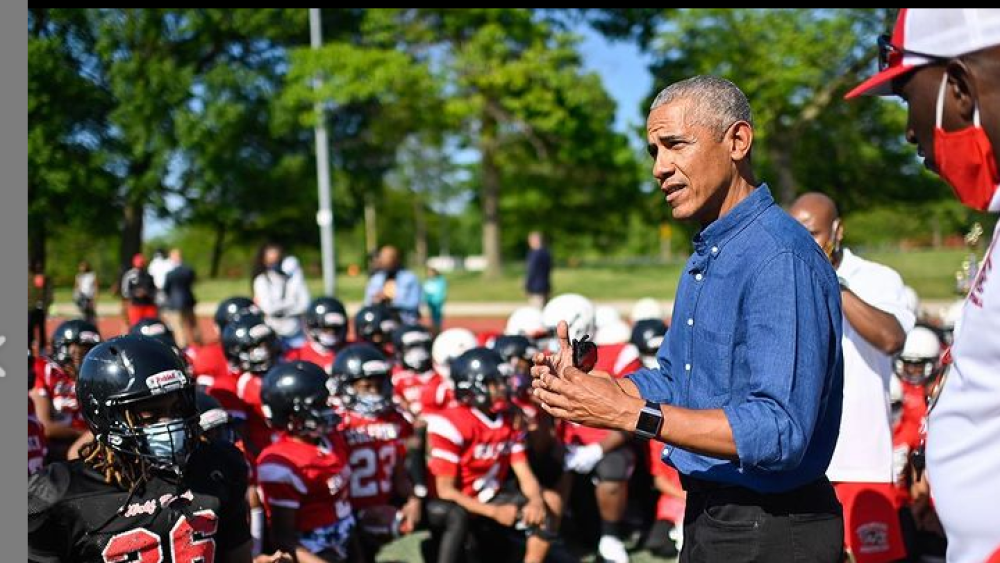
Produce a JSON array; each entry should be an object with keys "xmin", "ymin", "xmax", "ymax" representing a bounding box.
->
[
  {"xmin": 695, "ymin": 273, "xmax": 704, "ymax": 281},
  {"xmin": 687, "ymin": 318, "xmax": 694, "ymax": 326},
  {"xmin": 685, "ymin": 363, "xmax": 691, "ymax": 371},
  {"xmin": 711, "ymin": 246, "xmax": 719, "ymax": 254}
]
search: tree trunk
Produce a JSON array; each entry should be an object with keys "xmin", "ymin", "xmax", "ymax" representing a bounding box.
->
[
  {"xmin": 480, "ymin": 110, "xmax": 502, "ymax": 279},
  {"xmin": 28, "ymin": 213, "xmax": 46, "ymax": 271},
  {"xmin": 210, "ymin": 222, "xmax": 226, "ymax": 278},
  {"xmin": 120, "ymin": 199, "xmax": 144, "ymax": 271},
  {"xmin": 364, "ymin": 192, "xmax": 378, "ymax": 255},
  {"xmin": 769, "ymin": 141, "xmax": 798, "ymax": 206},
  {"xmin": 413, "ymin": 191, "xmax": 428, "ymax": 271}
]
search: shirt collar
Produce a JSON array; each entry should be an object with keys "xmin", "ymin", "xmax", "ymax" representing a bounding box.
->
[{"xmin": 692, "ymin": 184, "xmax": 774, "ymax": 255}]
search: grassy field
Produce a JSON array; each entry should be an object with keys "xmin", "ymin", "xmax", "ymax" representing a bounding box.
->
[{"xmin": 54, "ymin": 248, "xmax": 970, "ymax": 307}]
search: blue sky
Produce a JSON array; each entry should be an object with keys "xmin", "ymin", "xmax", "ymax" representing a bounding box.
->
[{"xmin": 578, "ymin": 26, "xmax": 654, "ymax": 137}]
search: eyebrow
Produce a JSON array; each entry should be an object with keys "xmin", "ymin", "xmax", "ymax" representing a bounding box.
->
[{"xmin": 658, "ymin": 134, "xmax": 688, "ymax": 144}]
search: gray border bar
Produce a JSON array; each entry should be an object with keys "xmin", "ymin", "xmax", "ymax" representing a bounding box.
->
[{"xmin": 2, "ymin": 3, "xmax": 29, "ymax": 561}]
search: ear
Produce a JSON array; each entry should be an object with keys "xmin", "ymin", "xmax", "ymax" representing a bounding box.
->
[
  {"xmin": 728, "ymin": 120, "xmax": 753, "ymax": 161},
  {"xmin": 834, "ymin": 218, "xmax": 844, "ymax": 245},
  {"xmin": 945, "ymin": 59, "xmax": 978, "ymax": 124}
]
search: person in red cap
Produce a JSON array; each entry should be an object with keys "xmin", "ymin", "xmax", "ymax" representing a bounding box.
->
[
  {"xmin": 120, "ymin": 252, "xmax": 159, "ymax": 327},
  {"xmin": 847, "ymin": 8, "xmax": 1000, "ymax": 563}
]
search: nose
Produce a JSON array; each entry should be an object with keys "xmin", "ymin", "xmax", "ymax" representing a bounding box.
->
[{"xmin": 652, "ymin": 151, "xmax": 675, "ymax": 181}]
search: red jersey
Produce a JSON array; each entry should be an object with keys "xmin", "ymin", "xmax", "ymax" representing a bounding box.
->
[
  {"xmin": 892, "ymin": 380, "xmax": 929, "ymax": 506},
  {"xmin": 29, "ymin": 398, "xmax": 47, "ymax": 476},
  {"xmin": 257, "ymin": 434, "xmax": 353, "ymax": 535},
  {"xmin": 426, "ymin": 406, "xmax": 527, "ymax": 501},
  {"xmin": 648, "ymin": 440, "xmax": 684, "ymax": 523},
  {"xmin": 187, "ymin": 342, "xmax": 230, "ymax": 383},
  {"xmin": 32, "ymin": 356, "xmax": 86, "ymax": 430},
  {"xmin": 391, "ymin": 368, "xmax": 439, "ymax": 417},
  {"xmin": 237, "ymin": 372, "xmax": 279, "ymax": 456},
  {"xmin": 420, "ymin": 374, "xmax": 458, "ymax": 414},
  {"xmin": 285, "ymin": 342, "xmax": 337, "ymax": 372},
  {"xmin": 337, "ymin": 408, "xmax": 414, "ymax": 509},
  {"xmin": 560, "ymin": 342, "xmax": 642, "ymax": 446}
]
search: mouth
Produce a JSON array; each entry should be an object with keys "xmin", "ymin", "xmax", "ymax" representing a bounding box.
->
[{"xmin": 661, "ymin": 184, "xmax": 685, "ymax": 202}]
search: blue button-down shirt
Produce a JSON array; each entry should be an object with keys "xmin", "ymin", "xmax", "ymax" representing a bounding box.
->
[{"xmin": 628, "ymin": 185, "xmax": 843, "ymax": 493}]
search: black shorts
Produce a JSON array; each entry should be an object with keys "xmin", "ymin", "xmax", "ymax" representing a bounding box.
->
[{"xmin": 592, "ymin": 446, "xmax": 635, "ymax": 483}]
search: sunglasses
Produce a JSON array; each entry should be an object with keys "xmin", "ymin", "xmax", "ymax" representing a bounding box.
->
[{"xmin": 877, "ymin": 34, "xmax": 951, "ymax": 71}]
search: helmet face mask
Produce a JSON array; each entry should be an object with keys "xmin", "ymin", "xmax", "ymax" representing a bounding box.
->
[
  {"xmin": 223, "ymin": 316, "xmax": 281, "ymax": 374},
  {"xmin": 332, "ymin": 344, "xmax": 395, "ymax": 416},
  {"xmin": 451, "ymin": 348, "xmax": 512, "ymax": 414},
  {"xmin": 394, "ymin": 325, "xmax": 433, "ymax": 372},
  {"xmin": 122, "ymin": 392, "xmax": 200, "ymax": 474},
  {"xmin": 893, "ymin": 357, "xmax": 939, "ymax": 385},
  {"xmin": 306, "ymin": 297, "xmax": 348, "ymax": 351}
]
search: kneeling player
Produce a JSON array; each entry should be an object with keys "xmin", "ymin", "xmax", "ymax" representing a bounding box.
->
[{"xmin": 424, "ymin": 347, "xmax": 554, "ymax": 563}]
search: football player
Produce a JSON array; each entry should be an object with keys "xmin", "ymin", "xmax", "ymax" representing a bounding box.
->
[{"xmin": 285, "ymin": 297, "xmax": 349, "ymax": 372}]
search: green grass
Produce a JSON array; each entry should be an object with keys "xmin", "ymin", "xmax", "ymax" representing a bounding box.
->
[{"xmin": 53, "ymin": 248, "xmax": 970, "ymax": 308}]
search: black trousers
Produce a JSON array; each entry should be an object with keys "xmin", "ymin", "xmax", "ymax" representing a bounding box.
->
[{"xmin": 680, "ymin": 477, "xmax": 843, "ymax": 563}]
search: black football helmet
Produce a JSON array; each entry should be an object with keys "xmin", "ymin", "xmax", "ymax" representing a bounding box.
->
[
  {"xmin": 331, "ymin": 343, "xmax": 394, "ymax": 416},
  {"xmin": 130, "ymin": 317, "xmax": 177, "ymax": 348},
  {"xmin": 222, "ymin": 314, "xmax": 282, "ymax": 374},
  {"xmin": 214, "ymin": 296, "xmax": 261, "ymax": 332},
  {"xmin": 261, "ymin": 361, "xmax": 339, "ymax": 437},
  {"xmin": 51, "ymin": 319, "xmax": 102, "ymax": 369},
  {"xmin": 393, "ymin": 324, "xmax": 433, "ymax": 372},
  {"xmin": 354, "ymin": 304, "xmax": 399, "ymax": 351},
  {"xmin": 491, "ymin": 335, "xmax": 538, "ymax": 363},
  {"xmin": 631, "ymin": 319, "xmax": 667, "ymax": 356},
  {"xmin": 77, "ymin": 335, "xmax": 199, "ymax": 473},
  {"xmin": 196, "ymin": 390, "xmax": 234, "ymax": 444},
  {"xmin": 451, "ymin": 347, "xmax": 511, "ymax": 413},
  {"xmin": 305, "ymin": 297, "xmax": 349, "ymax": 351}
]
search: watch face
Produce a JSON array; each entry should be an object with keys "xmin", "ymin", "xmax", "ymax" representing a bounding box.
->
[{"xmin": 637, "ymin": 405, "xmax": 662, "ymax": 438}]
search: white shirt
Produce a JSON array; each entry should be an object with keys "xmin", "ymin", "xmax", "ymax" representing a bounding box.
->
[
  {"xmin": 927, "ymin": 221, "xmax": 1000, "ymax": 563},
  {"xmin": 148, "ymin": 256, "xmax": 176, "ymax": 290},
  {"xmin": 826, "ymin": 249, "xmax": 915, "ymax": 483},
  {"xmin": 253, "ymin": 262, "xmax": 310, "ymax": 338}
]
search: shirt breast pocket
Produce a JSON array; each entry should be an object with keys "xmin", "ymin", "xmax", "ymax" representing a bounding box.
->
[{"xmin": 692, "ymin": 326, "xmax": 734, "ymax": 406}]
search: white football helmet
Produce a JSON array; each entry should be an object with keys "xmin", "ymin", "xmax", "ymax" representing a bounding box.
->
[
  {"xmin": 630, "ymin": 297, "xmax": 664, "ymax": 323},
  {"xmin": 595, "ymin": 320, "xmax": 632, "ymax": 346},
  {"xmin": 505, "ymin": 306, "xmax": 546, "ymax": 338},
  {"xmin": 542, "ymin": 293, "xmax": 596, "ymax": 344},
  {"xmin": 431, "ymin": 327, "xmax": 478, "ymax": 378},
  {"xmin": 894, "ymin": 326, "xmax": 943, "ymax": 385}
]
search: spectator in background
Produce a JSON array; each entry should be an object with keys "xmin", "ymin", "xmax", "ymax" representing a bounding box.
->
[
  {"xmin": 364, "ymin": 245, "xmax": 422, "ymax": 324},
  {"xmin": 524, "ymin": 231, "xmax": 552, "ymax": 309},
  {"xmin": 423, "ymin": 266, "xmax": 447, "ymax": 334},
  {"xmin": 162, "ymin": 248, "xmax": 200, "ymax": 348},
  {"xmin": 120, "ymin": 253, "xmax": 158, "ymax": 327},
  {"xmin": 72, "ymin": 261, "xmax": 98, "ymax": 325},
  {"xmin": 147, "ymin": 247, "xmax": 173, "ymax": 307},
  {"xmin": 28, "ymin": 260, "xmax": 53, "ymax": 353},
  {"xmin": 252, "ymin": 243, "xmax": 310, "ymax": 348}
]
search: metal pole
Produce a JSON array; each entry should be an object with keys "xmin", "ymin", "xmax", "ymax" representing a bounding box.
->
[{"xmin": 310, "ymin": 8, "xmax": 336, "ymax": 296}]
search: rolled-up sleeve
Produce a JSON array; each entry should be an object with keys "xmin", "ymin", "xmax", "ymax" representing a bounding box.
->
[
  {"xmin": 723, "ymin": 252, "xmax": 835, "ymax": 472},
  {"xmin": 627, "ymin": 332, "xmax": 674, "ymax": 404}
]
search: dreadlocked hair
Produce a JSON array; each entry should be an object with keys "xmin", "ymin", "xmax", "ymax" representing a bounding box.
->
[{"xmin": 79, "ymin": 439, "xmax": 152, "ymax": 492}]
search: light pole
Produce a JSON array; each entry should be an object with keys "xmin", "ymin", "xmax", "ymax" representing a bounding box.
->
[{"xmin": 310, "ymin": 8, "xmax": 335, "ymax": 296}]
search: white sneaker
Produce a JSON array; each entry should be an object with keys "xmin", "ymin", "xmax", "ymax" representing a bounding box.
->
[{"xmin": 598, "ymin": 535, "xmax": 629, "ymax": 563}]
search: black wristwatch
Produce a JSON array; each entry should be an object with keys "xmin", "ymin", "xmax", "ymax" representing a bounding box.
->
[{"xmin": 634, "ymin": 400, "xmax": 664, "ymax": 440}]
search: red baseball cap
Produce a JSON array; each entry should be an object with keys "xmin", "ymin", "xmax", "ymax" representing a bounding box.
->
[
  {"xmin": 132, "ymin": 253, "xmax": 146, "ymax": 268},
  {"xmin": 846, "ymin": 9, "xmax": 1000, "ymax": 99}
]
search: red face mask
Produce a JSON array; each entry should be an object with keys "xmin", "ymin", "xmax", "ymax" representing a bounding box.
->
[{"xmin": 933, "ymin": 74, "xmax": 999, "ymax": 211}]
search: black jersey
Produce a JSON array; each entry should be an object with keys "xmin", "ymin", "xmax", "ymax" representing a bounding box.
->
[{"xmin": 29, "ymin": 440, "xmax": 250, "ymax": 563}]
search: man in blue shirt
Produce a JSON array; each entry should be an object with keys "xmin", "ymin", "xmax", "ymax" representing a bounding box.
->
[
  {"xmin": 531, "ymin": 76, "xmax": 845, "ymax": 562},
  {"xmin": 365, "ymin": 245, "xmax": 422, "ymax": 324}
]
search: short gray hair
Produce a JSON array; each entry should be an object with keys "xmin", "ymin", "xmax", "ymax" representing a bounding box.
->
[{"xmin": 650, "ymin": 76, "xmax": 753, "ymax": 140}]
